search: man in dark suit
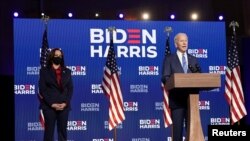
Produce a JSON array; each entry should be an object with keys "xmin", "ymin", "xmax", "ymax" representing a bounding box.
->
[
  {"xmin": 39, "ymin": 48, "xmax": 73, "ymax": 141},
  {"xmin": 162, "ymin": 33, "xmax": 200, "ymax": 141}
]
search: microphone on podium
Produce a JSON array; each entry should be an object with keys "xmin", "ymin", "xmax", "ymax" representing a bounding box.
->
[
  {"xmin": 195, "ymin": 64, "xmax": 201, "ymax": 73},
  {"xmin": 188, "ymin": 64, "xmax": 201, "ymax": 73},
  {"xmin": 188, "ymin": 64, "xmax": 196, "ymax": 73}
]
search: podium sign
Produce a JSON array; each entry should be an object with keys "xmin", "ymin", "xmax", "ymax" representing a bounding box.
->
[{"xmin": 165, "ymin": 73, "xmax": 221, "ymax": 141}]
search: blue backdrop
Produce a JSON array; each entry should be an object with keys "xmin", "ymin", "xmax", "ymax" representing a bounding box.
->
[{"xmin": 14, "ymin": 19, "xmax": 228, "ymax": 141}]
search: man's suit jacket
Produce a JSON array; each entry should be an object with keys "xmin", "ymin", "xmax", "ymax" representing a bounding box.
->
[
  {"xmin": 161, "ymin": 53, "xmax": 199, "ymax": 109},
  {"xmin": 39, "ymin": 67, "xmax": 73, "ymax": 110}
]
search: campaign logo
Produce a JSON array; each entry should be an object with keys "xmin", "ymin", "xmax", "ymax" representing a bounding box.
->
[
  {"xmin": 210, "ymin": 117, "xmax": 230, "ymax": 125},
  {"xmin": 67, "ymin": 66, "xmax": 86, "ymax": 75},
  {"xmin": 131, "ymin": 138, "xmax": 150, "ymax": 141},
  {"xmin": 27, "ymin": 66, "xmax": 40, "ymax": 75},
  {"xmin": 199, "ymin": 100, "xmax": 210, "ymax": 110},
  {"xmin": 124, "ymin": 101, "xmax": 138, "ymax": 111},
  {"xmin": 155, "ymin": 102, "xmax": 163, "ymax": 110},
  {"xmin": 210, "ymin": 88, "xmax": 220, "ymax": 92},
  {"xmin": 27, "ymin": 122, "xmax": 44, "ymax": 131},
  {"xmin": 92, "ymin": 139, "xmax": 113, "ymax": 141},
  {"xmin": 138, "ymin": 66, "xmax": 159, "ymax": 75},
  {"xmin": 209, "ymin": 66, "xmax": 226, "ymax": 74},
  {"xmin": 139, "ymin": 119, "xmax": 160, "ymax": 129},
  {"xmin": 81, "ymin": 103, "xmax": 100, "ymax": 111},
  {"xmin": 202, "ymin": 88, "xmax": 220, "ymax": 92},
  {"xmin": 67, "ymin": 120, "xmax": 87, "ymax": 130},
  {"xmin": 90, "ymin": 28, "xmax": 157, "ymax": 58},
  {"xmin": 167, "ymin": 137, "xmax": 185, "ymax": 141},
  {"xmin": 167, "ymin": 136, "xmax": 209, "ymax": 141},
  {"xmin": 104, "ymin": 121, "xmax": 123, "ymax": 130},
  {"xmin": 15, "ymin": 84, "xmax": 35, "ymax": 95},
  {"xmin": 130, "ymin": 84, "xmax": 148, "ymax": 93},
  {"xmin": 188, "ymin": 49, "xmax": 208, "ymax": 58},
  {"xmin": 91, "ymin": 84, "xmax": 103, "ymax": 94}
]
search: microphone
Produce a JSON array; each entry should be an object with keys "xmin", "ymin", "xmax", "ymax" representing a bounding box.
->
[
  {"xmin": 189, "ymin": 64, "xmax": 201, "ymax": 73},
  {"xmin": 188, "ymin": 64, "xmax": 196, "ymax": 73},
  {"xmin": 195, "ymin": 64, "xmax": 201, "ymax": 73}
]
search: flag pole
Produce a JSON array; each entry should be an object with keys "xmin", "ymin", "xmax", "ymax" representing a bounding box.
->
[
  {"xmin": 164, "ymin": 26, "xmax": 173, "ymax": 37},
  {"xmin": 164, "ymin": 26, "xmax": 173, "ymax": 56},
  {"xmin": 38, "ymin": 14, "xmax": 50, "ymax": 129},
  {"xmin": 229, "ymin": 21, "xmax": 240, "ymax": 125},
  {"xmin": 114, "ymin": 127, "xmax": 117, "ymax": 141},
  {"xmin": 163, "ymin": 26, "xmax": 173, "ymax": 138},
  {"xmin": 229, "ymin": 21, "xmax": 239, "ymax": 35},
  {"xmin": 108, "ymin": 26, "xmax": 117, "ymax": 141},
  {"xmin": 41, "ymin": 14, "xmax": 50, "ymax": 30}
]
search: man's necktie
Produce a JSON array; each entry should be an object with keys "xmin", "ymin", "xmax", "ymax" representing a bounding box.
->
[{"xmin": 182, "ymin": 54, "xmax": 188, "ymax": 73}]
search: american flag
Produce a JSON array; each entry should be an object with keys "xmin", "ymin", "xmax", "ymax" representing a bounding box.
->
[
  {"xmin": 40, "ymin": 28, "xmax": 50, "ymax": 67},
  {"xmin": 162, "ymin": 35, "xmax": 172, "ymax": 127},
  {"xmin": 38, "ymin": 28, "xmax": 50, "ymax": 128},
  {"xmin": 102, "ymin": 38, "xmax": 125, "ymax": 131},
  {"xmin": 225, "ymin": 32, "xmax": 247, "ymax": 124}
]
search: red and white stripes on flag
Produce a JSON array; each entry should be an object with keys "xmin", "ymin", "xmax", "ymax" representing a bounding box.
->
[
  {"xmin": 39, "ymin": 109, "xmax": 45, "ymax": 128},
  {"xmin": 37, "ymin": 91, "xmax": 45, "ymax": 128},
  {"xmin": 162, "ymin": 35, "xmax": 172, "ymax": 127},
  {"xmin": 102, "ymin": 39, "xmax": 125, "ymax": 131},
  {"xmin": 161, "ymin": 83, "xmax": 172, "ymax": 127},
  {"xmin": 224, "ymin": 33, "xmax": 247, "ymax": 124},
  {"xmin": 225, "ymin": 66, "xmax": 247, "ymax": 124},
  {"xmin": 38, "ymin": 28, "xmax": 50, "ymax": 128}
]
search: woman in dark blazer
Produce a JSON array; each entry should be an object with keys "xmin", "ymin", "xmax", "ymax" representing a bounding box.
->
[{"xmin": 39, "ymin": 48, "xmax": 73, "ymax": 141}]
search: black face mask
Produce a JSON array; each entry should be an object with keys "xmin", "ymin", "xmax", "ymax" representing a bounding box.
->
[{"xmin": 52, "ymin": 57, "xmax": 62, "ymax": 65}]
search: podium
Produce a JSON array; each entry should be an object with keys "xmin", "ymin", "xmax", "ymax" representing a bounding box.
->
[{"xmin": 165, "ymin": 73, "xmax": 221, "ymax": 141}]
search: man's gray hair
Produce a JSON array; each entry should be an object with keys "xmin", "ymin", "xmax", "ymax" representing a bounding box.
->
[{"xmin": 174, "ymin": 33, "xmax": 188, "ymax": 43}]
